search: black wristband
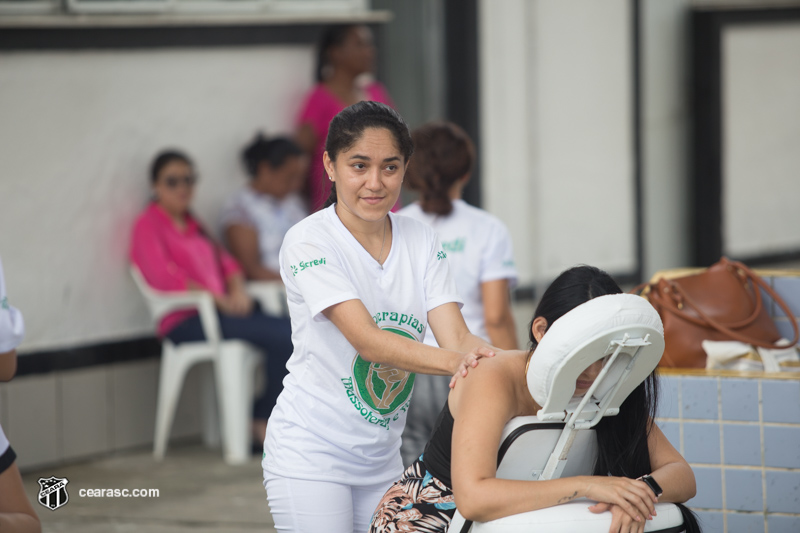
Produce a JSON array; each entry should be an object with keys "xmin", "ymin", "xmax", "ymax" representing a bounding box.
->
[{"xmin": 639, "ymin": 474, "xmax": 663, "ymax": 497}]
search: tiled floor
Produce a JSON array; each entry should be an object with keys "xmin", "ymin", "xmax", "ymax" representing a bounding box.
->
[{"xmin": 21, "ymin": 443, "xmax": 276, "ymax": 533}]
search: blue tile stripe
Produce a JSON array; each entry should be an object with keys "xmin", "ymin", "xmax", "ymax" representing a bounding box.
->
[{"xmin": 654, "ymin": 372, "xmax": 800, "ymax": 531}]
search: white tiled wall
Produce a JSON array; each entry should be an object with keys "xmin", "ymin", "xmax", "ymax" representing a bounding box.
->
[
  {"xmin": 0, "ymin": 358, "xmax": 204, "ymax": 472},
  {"xmin": 111, "ymin": 360, "xmax": 159, "ymax": 449},
  {"xmin": 4, "ymin": 373, "xmax": 61, "ymax": 470},
  {"xmin": 60, "ymin": 366, "xmax": 112, "ymax": 462}
]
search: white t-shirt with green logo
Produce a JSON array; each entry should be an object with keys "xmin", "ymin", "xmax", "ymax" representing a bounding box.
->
[
  {"xmin": 399, "ymin": 199, "xmax": 518, "ymax": 344},
  {"xmin": 263, "ymin": 205, "xmax": 462, "ymax": 485},
  {"xmin": 0, "ymin": 258, "xmax": 25, "ymax": 353}
]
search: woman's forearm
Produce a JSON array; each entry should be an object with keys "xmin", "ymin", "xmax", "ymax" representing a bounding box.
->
[
  {"xmin": 486, "ymin": 322, "xmax": 518, "ymax": 350},
  {"xmin": 481, "ymin": 279, "xmax": 518, "ymax": 350},
  {"xmin": 428, "ymin": 302, "xmax": 496, "ymax": 355},
  {"xmin": 650, "ymin": 462, "xmax": 697, "ymax": 503},
  {"xmin": 646, "ymin": 423, "xmax": 697, "ymax": 503},
  {"xmin": 355, "ymin": 326, "xmax": 462, "ymax": 376},
  {"xmin": 456, "ymin": 476, "xmax": 592, "ymax": 523},
  {"xmin": 324, "ymin": 300, "xmax": 494, "ymax": 380},
  {"xmin": 457, "ymin": 474, "xmax": 657, "ymax": 524},
  {"xmin": 453, "ymin": 332, "xmax": 495, "ymax": 355},
  {"xmin": 224, "ymin": 225, "xmax": 281, "ymax": 281},
  {"xmin": 325, "ymin": 300, "xmax": 464, "ymax": 376}
]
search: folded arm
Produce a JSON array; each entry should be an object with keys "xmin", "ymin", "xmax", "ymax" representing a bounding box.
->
[
  {"xmin": 450, "ymin": 361, "xmax": 658, "ymax": 525},
  {"xmin": 645, "ymin": 423, "xmax": 696, "ymax": 503}
]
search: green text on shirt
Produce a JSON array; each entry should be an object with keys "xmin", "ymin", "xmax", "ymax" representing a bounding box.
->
[{"xmin": 290, "ymin": 257, "xmax": 326, "ymax": 276}]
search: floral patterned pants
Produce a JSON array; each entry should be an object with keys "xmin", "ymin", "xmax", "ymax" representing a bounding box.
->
[{"xmin": 369, "ymin": 457, "xmax": 456, "ymax": 533}]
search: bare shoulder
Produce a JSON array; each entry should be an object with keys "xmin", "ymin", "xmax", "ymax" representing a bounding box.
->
[{"xmin": 449, "ymin": 350, "xmax": 527, "ymax": 417}]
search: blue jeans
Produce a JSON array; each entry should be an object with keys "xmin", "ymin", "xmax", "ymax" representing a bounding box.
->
[{"xmin": 165, "ymin": 305, "xmax": 292, "ymax": 420}]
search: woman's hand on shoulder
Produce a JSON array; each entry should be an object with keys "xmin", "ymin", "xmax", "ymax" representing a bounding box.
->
[
  {"xmin": 449, "ymin": 346, "xmax": 497, "ymax": 389},
  {"xmin": 584, "ymin": 476, "xmax": 657, "ymax": 528},
  {"xmin": 448, "ymin": 351, "xmax": 523, "ymax": 420}
]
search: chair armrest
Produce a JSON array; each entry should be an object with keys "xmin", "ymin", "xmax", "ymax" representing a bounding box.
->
[
  {"xmin": 130, "ymin": 266, "xmax": 222, "ymax": 343},
  {"xmin": 247, "ymin": 281, "xmax": 288, "ymax": 317},
  {"xmin": 149, "ymin": 290, "xmax": 222, "ymax": 345}
]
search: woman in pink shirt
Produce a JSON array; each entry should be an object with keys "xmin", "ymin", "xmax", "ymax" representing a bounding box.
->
[
  {"xmin": 130, "ymin": 150, "xmax": 293, "ymax": 445},
  {"xmin": 295, "ymin": 24, "xmax": 395, "ymax": 212}
]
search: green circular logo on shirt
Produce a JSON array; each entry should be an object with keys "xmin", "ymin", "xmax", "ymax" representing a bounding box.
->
[{"xmin": 352, "ymin": 327, "xmax": 417, "ymax": 415}]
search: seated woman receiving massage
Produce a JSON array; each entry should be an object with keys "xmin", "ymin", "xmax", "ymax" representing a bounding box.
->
[{"xmin": 370, "ymin": 265, "xmax": 698, "ymax": 533}]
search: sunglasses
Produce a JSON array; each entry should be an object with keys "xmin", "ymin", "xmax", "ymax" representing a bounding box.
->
[{"xmin": 161, "ymin": 175, "xmax": 198, "ymax": 188}]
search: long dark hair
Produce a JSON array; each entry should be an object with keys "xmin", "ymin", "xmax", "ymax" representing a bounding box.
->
[
  {"xmin": 531, "ymin": 266, "xmax": 700, "ymax": 532},
  {"xmin": 323, "ymin": 101, "xmax": 413, "ymax": 208},
  {"xmin": 316, "ymin": 24, "xmax": 357, "ymax": 83},
  {"xmin": 406, "ymin": 121, "xmax": 475, "ymax": 216},
  {"xmin": 529, "ymin": 266, "xmax": 655, "ymax": 476},
  {"xmin": 241, "ymin": 133, "xmax": 304, "ymax": 178}
]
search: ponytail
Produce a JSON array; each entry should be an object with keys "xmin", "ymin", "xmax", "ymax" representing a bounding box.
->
[
  {"xmin": 405, "ymin": 122, "xmax": 474, "ymax": 216},
  {"xmin": 324, "ymin": 181, "xmax": 337, "ymax": 208},
  {"xmin": 241, "ymin": 132, "xmax": 304, "ymax": 178}
]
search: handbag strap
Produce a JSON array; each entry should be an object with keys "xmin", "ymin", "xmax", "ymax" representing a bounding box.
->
[
  {"xmin": 634, "ymin": 267, "xmax": 764, "ymax": 330},
  {"xmin": 659, "ymin": 260, "xmax": 799, "ymax": 349},
  {"xmin": 665, "ymin": 262, "xmax": 766, "ymax": 330},
  {"xmin": 638, "ymin": 271, "xmax": 764, "ymax": 330},
  {"xmin": 731, "ymin": 260, "xmax": 800, "ymax": 346}
]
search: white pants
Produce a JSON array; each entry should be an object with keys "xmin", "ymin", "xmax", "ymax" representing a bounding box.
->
[{"xmin": 263, "ymin": 470, "xmax": 391, "ymax": 533}]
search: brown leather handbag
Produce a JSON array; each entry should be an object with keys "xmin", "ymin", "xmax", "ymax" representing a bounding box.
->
[{"xmin": 636, "ymin": 257, "xmax": 800, "ymax": 368}]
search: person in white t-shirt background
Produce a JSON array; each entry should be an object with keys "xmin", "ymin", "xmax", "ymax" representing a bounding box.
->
[
  {"xmin": 0, "ymin": 257, "xmax": 42, "ymax": 533},
  {"xmin": 398, "ymin": 121, "xmax": 519, "ymax": 466},
  {"xmin": 221, "ymin": 134, "xmax": 309, "ymax": 281},
  {"xmin": 262, "ymin": 101, "xmax": 497, "ymax": 533}
]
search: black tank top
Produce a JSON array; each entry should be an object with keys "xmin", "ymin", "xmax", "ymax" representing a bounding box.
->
[{"xmin": 421, "ymin": 400, "xmax": 455, "ymax": 488}]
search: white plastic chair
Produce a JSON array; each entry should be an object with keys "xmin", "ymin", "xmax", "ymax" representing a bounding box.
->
[
  {"xmin": 131, "ymin": 266, "xmax": 284, "ymax": 464},
  {"xmin": 247, "ymin": 281, "xmax": 289, "ymax": 317},
  {"xmin": 449, "ymin": 294, "xmax": 686, "ymax": 533}
]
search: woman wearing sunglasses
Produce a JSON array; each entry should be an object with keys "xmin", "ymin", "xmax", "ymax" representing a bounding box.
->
[{"xmin": 130, "ymin": 150, "xmax": 293, "ymax": 446}]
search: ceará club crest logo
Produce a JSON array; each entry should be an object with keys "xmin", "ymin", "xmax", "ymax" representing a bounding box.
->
[
  {"xmin": 352, "ymin": 327, "xmax": 416, "ymax": 415},
  {"xmin": 38, "ymin": 476, "xmax": 69, "ymax": 511}
]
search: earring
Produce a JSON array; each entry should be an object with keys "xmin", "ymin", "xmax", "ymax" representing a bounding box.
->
[{"xmin": 328, "ymin": 175, "xmax": 334, "ymax": 181}]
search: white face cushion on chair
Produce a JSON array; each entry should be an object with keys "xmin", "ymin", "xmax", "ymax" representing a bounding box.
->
[{"xmin": 527, "ymin": 294, "xmax": 664, "ymax": 419}]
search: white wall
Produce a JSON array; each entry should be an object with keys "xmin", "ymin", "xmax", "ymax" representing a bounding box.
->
[
  {"xmin": 479, "ymin": 0, "xmax": 635, "ymax": 286},
  {"xmin": 0, "ymin": 45, "xmax": 314, "ymax": 351},
  {"xmin": 723, "ymin": 22, "xmax": 800, "ymax": 257},
  {"xmin": 480, "ymin": 0, "xmax": 800, "ymax": 286},
  {"xmin": 640, "ymin": 0, "xmax": 692, "ymax": 278}
]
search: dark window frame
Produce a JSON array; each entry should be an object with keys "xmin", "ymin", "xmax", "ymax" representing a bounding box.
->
[{"xmin": 691, "ymin": 6, "xmax": 800, "ymax": 267}]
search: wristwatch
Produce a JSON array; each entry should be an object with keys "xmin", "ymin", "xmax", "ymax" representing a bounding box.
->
[{"xmin": 638, "ymin": 475, "xmax": 663, "ymax": 497}]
